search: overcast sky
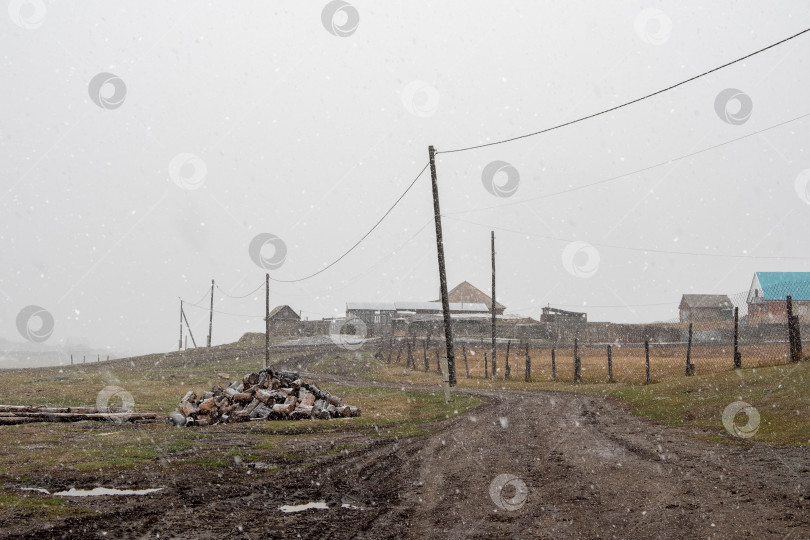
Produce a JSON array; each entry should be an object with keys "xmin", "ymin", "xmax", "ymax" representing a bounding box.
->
[{"xmin": 3, "ymin": 1, "xmax": 810, "ymax": 362}]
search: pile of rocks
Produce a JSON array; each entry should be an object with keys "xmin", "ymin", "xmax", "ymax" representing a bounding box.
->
[{"xmin": 171, "ymin": 368, "xmax": 361, "ymax": 426}]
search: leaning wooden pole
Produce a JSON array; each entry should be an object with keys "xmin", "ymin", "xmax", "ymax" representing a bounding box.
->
[
  {"xmin": 428, "ymin": 145, "xmax": 456, "ymax": 386},
  {"xmin": 733, "ymin": 306, "xmax": 741, "ymax": 369},
  {"xmin": 207, "ymin": 279, "xmax": 214, "ymax": 347}
]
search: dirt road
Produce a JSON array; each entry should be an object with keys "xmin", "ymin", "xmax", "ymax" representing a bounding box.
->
[{"xmin": 5, "ymin": 364, "xmax": 809, "ymax": 538}]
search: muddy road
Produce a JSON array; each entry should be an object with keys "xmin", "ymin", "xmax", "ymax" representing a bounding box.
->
[{"xmin": 5, "ymin": 356, "xmax": 809, "ymax": 539}]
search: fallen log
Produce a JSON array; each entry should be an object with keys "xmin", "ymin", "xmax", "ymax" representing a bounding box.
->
[{"xmin": 0, "ymin": 412, "xmax": 157, "ymax": 425}]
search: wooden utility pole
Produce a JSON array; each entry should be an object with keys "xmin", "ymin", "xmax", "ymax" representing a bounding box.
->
[
  {"xmin": 491, "ymin": 231, "xmax": 497, "ymax": 378},
  {"xmin": 733, "ymin": 306, "xmax": 741, "ymax": 369},
  {"xmin": 179, "ymin": 298, "xmax": 184, "ymax": 351},
  {"xmin": 207, "ymin": 279, "xmax": 214, "ymax": 347},
  {"xmin": 265, "ymin": 273, "xmax": 270, "ymax": 369},
  {"xmin": 428, "ymin": 145, "xmax": 456, "ymax": 386},
  {"xmin": 182, "ymin": 308, "xmax": 197, "ymax": 348}
]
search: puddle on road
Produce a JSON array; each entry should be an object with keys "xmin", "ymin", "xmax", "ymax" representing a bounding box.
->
[
  {"xmin": 279, "ymin": 501, "xmax": 329, "ymax": 513},
  {"xmin": 21, "ymin": 487, "xmax": 163, "ymax": 497},
  {"xmin": 279, "ymin": 501, "xmax": 365, "ymax": 513}
]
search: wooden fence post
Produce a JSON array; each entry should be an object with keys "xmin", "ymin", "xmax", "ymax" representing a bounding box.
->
[
  {"xmin": 733, "ymin": 306, "xmax": 742, "ymax": 369},
  {"xmin": 607, "ymin": 345, "xmax": 613, "ymax": 383},
  {"xmin": 573, "ymin": 338, "xmax": 581, "ymax": 383},
  {"xmin": 645, "ymin": 340, "xmax": 651, "ymax": 384},
  {"xmin": 406, "ymin": 341, "xmax": 414, "ymax": 369},
  {"xmin": 463, "ymin": 344, "xmax": 469, "ymax": 378},
  {"xmin": 484, "ymin": 352, "xmax": 489, "ymax": 379},
  {"xmin": 685, "ymin": 322, "xmax": 695, "ymax": 376},
  {"xmin": 423, "ymin": 336, "xmax": 430, "ymax": 372},
  {"xmin": 395, "ymin": 342, "xmax": 402, "ymax": 364},
  {"xmin": 435, "ymin": 348, "xmax": 442, "ymax": 374},
  {"xmin": 504, "ymin": 340, "xmax": 511, "ymax": 379},
  {"xmin": 787, "ymin": 295, "xmax": 803, "ymax": 362},
  {"xmin": 524, "ymin": 343, "xmax": 531, "ymax": 382},
  {"xmin": 551, "ymin": 347, "xmax": 556, "ymax": 381}
]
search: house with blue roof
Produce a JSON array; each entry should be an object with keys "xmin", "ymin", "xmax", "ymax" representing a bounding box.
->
[{"xmin": 747, "ymin": 272, "xmax": 810, "ymax": 323}]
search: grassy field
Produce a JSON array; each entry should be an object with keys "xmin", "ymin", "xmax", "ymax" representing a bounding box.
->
[
  {"xmin": 0, "ymin": 345, "xmax": 483, "ymax": 520},
  {"xmin": 315, "ymin": 350, "xmax": 810, "ymax": 446}
]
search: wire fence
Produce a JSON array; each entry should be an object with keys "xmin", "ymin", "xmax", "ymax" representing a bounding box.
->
[{"xmin": 373, "ymin": 285, "xmax": 809, "ymax": 385}]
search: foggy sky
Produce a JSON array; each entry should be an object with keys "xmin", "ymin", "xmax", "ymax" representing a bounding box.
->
[{"xmin": 3, "ymin": 1, "xmax": 810, "ymax": 363}]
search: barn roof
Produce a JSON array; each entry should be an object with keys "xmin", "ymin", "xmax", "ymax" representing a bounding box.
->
[
  {"xmin": 679, "ymin": 294, "xmax": 733, "ymax": 310},
  {"xmin": 440, "ymin": 281, "xmax": 505, "ymax": 311},
  {"xmin": 752, "ymin": 272, "xmax": 810, "ymax": 301},
  {"xmin": 268, "ymin": 305, "xmax": 299, "ymax": 320}
]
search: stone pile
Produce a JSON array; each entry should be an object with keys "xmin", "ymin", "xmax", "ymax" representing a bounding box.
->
[{"xmin": 171, "ymin": 368, "xmax": 360, "ymax": 426}]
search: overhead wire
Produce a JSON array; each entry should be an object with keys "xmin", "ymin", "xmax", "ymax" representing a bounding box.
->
[
  {"xmin": 446, "ymin": 216, "xmax": 810, "ymax": 260},
  {"xmin": 437, "ymin": 26, "xmax": 810, "ymax": 154},
  {"xmin": 446, "ymin": 110, "xmax": 810, "ymax": 214},
  {"xmin": 215, "ymin": 280, "xmax": 266, "ymax": 299},
  {"xmin": 268, "ymin": 161, "xmax": 430, "ymax": 283}
]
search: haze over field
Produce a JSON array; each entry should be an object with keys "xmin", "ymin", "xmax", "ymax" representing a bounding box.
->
[{"xmin": 3, "ymin": 1, "xmax": 810, "ymax": 363}]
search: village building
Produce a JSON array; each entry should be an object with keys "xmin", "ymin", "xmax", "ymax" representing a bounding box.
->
[
  {"xmin": 747, "ymin": 272, "xmax": 810, "ymax": 323},
  {"xmin": 678, "ymin": 294, "xmax": 733, "ymax": 322},
  {"xmin": 267, "ymin": 305, "xmax": 300, "ymax": 321}
]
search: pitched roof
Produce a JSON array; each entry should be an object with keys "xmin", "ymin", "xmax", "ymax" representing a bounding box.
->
[
  {"xmin": 442, "ymin": 281, "xmax": 505, "ymax": 311},
  {"xmin": 268, "ymin": 305, "xmax": 299, "ymax": 320},
  {"xmin": 679, "ymin": 294, "xmax": 733, "ymax": 310},
  {"xmin": 752, "ymin": 272, "xmax": 810, "ymax": 301}
]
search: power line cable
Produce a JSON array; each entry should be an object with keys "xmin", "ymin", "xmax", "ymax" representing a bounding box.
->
[
  {"xmin": 180, "ymin": 301, "xmax": 265, "ymax": 319},
  {"xmin": 437, "ymin": 26, "xmax": 810, "ymax": 154},
  {"xmin": 268, "ymin": 162, "xmax": 430, "ymax": 283},
  {"xmin": 215, "ymin": 280, "xmax": 265, "ymax": 299},
  {"xmin": 446, "ymin": 216, "xmax": 810, "ymax": 260},
  {"xmin": 447, "ymin": 110, "xmax": 810, "ymax": 214}
]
